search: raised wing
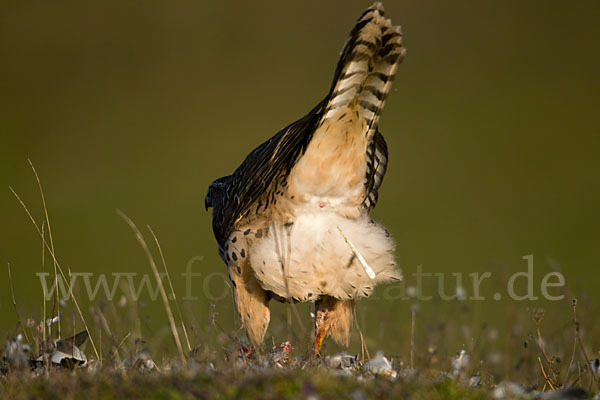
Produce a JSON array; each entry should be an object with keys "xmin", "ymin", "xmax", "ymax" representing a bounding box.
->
[{"xmin": 210, "ymin": 102, "xmax": 325, "ymax": 247}]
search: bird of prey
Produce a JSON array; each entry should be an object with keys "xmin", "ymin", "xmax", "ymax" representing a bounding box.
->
[{"xmin": 205, "ymin": 2, "xmax": 404, "ymax": 354}]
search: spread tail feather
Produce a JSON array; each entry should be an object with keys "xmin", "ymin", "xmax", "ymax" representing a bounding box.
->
[{"xmin": 322, "ymin": 2, "xmax": 405, "ymax": 140}]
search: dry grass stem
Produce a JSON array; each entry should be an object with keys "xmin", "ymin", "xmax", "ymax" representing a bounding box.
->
[
  {"xmin": 116, "ymin": 210, "xmax": 186, "ymax": 364},
  {"xmin": 110, "ymin": 332, "xmax": 132, "ymax": 361},
  {"xmin": 7, "ymin": 263, "xmax": 31, "ymax": 345},
  {"xmin": 353, "ymin": 305, "xmax": 370, "ymax": 362},
  {"xmin": 9, "ymin": 186, "xmax": 100, "ymax": 360},
  {"xmin": 147, "ymin": 225, "xmax": 192, "ymax": 353},
  {"xmin": 28, "ymin": 159, "xmax": 61, "ymax": 338},
  {"xmin": 538, "ymin": 356, "xmax": 556, "ymax": 390},
  {"xmin": 410, "ymin": 308, "xmax": 416, "ymax": 370},
  {"xmin": 41, "ymin": 221, "xmax": 47, "ymax": 349}
]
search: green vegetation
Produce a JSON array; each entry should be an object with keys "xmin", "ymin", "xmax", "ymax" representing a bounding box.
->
[{"xmin": 1, "ymin": 368, "xmax": 497, "ymax": 400}]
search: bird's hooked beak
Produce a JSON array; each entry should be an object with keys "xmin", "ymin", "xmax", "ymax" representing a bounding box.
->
[{"xmin": 204, "ymin": 195, "xmax": 211, "ymax": 211}]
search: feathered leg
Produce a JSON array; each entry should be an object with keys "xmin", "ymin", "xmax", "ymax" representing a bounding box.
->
[
  {"xmin": 226, "ymin": 232, "xmax": 270, "ymax": 348},
  {"xmin": 313, "ymin": 295, "xmax": 354, "ymax": 354}
]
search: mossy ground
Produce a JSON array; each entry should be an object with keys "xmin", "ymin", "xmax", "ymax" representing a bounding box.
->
[{"xmin": 1, "ymin": 368, "xmax": 495, "ymax": 400}]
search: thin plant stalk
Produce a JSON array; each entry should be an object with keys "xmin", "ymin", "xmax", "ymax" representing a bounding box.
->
[
  {"xmin": 566, "ymin": 299, "xmax": 578, "ymax": 384},
  {"xmin": 7, "ymin": 263, "xmax": 31, "ymax": 345},
  {"xmin": 146, "ymin": 225, "xmax": 192, "ymax": 353},
  {"xmin": 28, "ymin": 160, "xmax": 61, "ymax": 337},
  {"xmin": 10, "ymin": 186, "xmax": 100, "ymax": 360},
  {"xmin": 41, "ymin": 221, "xmax": 47, "ymax": 352},
  {"xmin": 410, "ymin": 308, "xmax": 416, "ymax": 370},
  {"xmin": 353, "ymin": 304, "xmax": 370, "ymax": 361},
  {"xmin": 117, "ymin": 210, "xmax": 186, "ymax": 364},
  {"xmin": 110, "ymin": 332, "xmax": 131, "ymax": 361}
]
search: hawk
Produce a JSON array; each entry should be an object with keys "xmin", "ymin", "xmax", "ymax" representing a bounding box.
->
[{"xmin": 205, "ymin": 2, "xmax": 405, "ymax": 354}]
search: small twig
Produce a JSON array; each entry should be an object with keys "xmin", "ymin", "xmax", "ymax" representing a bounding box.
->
[
  {"xmin": 566, "ymin": 299, "xmax": 578, "ymax": 384},
  {"xmin": 208, "ymin": 303, "xmax": 248, "ymax": 358},
  {"xmin": 209, "ymin": 304, "xmax": 234, "ymax": 341},
  {"xmin": 570, "ymin": 300, "xmax": 599, "ymax": 391},
  {"xmin": 577, "ymin": 328, "xmax": 598, "ymax": 392},
  {"xmin": 531, "ymin": 311, "xmax": 560, "ymax": 386},
  {"xmin": 538, "ymin": 356, "xmax": 556, "ymax": 390},
  {"xmin": 536, "ymin": 324, "xmax": 559, "ymax": 384},
  {"xmin": 571, "ymin": 362, "xmax": 582, "ymax": 386}
]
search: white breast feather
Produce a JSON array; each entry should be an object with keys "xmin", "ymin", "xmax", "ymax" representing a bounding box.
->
[{"xmin": 249, "ymin": 212, "xmax": 401, "ymax": 301}]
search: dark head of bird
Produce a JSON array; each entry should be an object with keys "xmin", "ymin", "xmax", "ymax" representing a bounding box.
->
[{"xmin": 205, "ymin": 175, "xmax": 231, "ymax": 211}]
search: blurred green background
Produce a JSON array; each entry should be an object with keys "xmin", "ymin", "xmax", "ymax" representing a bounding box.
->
[{"xmin": 1, "ymin": 0, "xmax": 599, "ymax": 357}]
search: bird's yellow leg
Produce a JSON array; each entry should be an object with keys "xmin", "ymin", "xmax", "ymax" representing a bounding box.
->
[
  {"xmin": 313, "ymin": 298, "xmax": 333, "ymax": 355},
  {"xmin": 313, "ymin": 317, "xmax": 327, "ymax": 355},
  {"xmin": 312, "ymin": 296, "xmax": 353, "ymax": 355}
]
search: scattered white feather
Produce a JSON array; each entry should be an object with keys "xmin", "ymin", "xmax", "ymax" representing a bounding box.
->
[{"xmin": 337, "ymin": 226, "xmax": 376, "ymax": 280}]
